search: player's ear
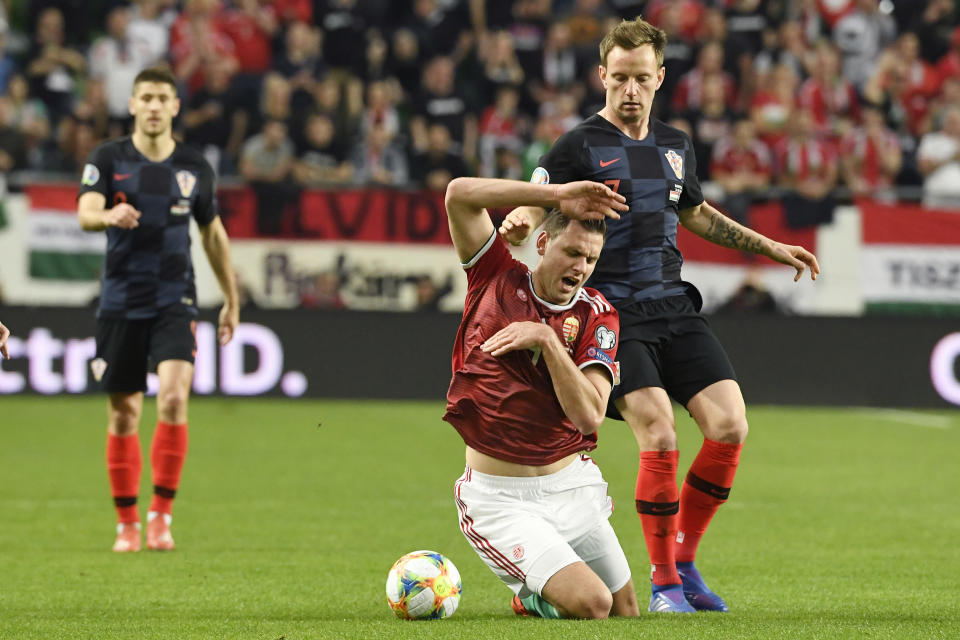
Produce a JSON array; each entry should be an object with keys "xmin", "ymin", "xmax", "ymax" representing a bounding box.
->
[
  {"xmin": 656, "ymin": 65, "xmax": 665, "ymax": 90},
  {"xmin": 171, "ymin": 97, "xmax": 181, "ymax": 117},
  {"xmin": 128, "ymin": 96, "xmax": 136, "ymax": 117},
  {"xmin": 536, "ymin": 230, "xmax": 549, "ymax": 256},
  {"xmin": 598, "ymin": 64, "xmax": 607, "ymax": 88}
]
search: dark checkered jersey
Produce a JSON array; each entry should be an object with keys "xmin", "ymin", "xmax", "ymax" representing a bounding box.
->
[
  {"xmin": 535, "ymin": 115, "xmax": 705, "ymax": 305},
  {"xmin": 78, "ymin": 138, "xmax": 217, "ymax": 319}
]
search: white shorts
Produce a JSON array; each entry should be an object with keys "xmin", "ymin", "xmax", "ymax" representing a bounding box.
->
[{"xmin": 454, "ymin": 454, "xmax": 632, "ymax": 598}]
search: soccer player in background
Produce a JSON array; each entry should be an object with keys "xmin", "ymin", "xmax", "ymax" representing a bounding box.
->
[
  {"xmin": 77, "ymin": 66, "xmax": 239, "ymax": 553},
  {"xmin": 0, "ymin": 320, "xmax": 10, "ymax": 359},
  {"xmin": 443, "ymin": 175, "xmax": 638, "ymax": 619},
  {"xmin": 500, "ymin": 18, "xmax": 820, "ymax": 613}
]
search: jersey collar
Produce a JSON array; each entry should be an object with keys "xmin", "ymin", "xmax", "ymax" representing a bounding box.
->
[{"xmin": 527, "ymin": 272, "xmax": 580, "ymax": 312}]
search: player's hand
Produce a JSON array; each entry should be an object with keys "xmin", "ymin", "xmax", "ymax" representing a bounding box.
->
[
  {"xmin": 556, "ymin": 181, "xmax": 628, "ymax": 221},
  {"xmin": 768, "ymin": 242, "xmax": 820, "ymax": 282},
  {"xmin": 481, "ymin": 321, "xmax": 554, "ymax": 357},
  {"xmin": 218, "ymin": 304, "xmax": 239, "ymax": 345},
  {"xmin": 106, "ymin": 203, "xmax": 141, "ymax": 229},
  {"xmin": 0, "ymin": 321, "xmax": 10, "ymax": 360},
  {"xmin": 499, "ymin": 209, "xmax": 536, "ymax": 246}
]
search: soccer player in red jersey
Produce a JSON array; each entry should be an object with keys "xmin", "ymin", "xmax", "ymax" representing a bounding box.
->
[
  {"xmin": 78, "ymin": 67, "xmax": 239, "ymax": 552},
  {"xmin": 500, "ymin": 18, "xmax": 820, "ymax": 613},
  {"xmin": 444, "ymin": 176, "xmax": 639, "ymax": 619}
]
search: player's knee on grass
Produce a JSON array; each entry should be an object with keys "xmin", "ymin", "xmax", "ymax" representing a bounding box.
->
[{"xmin": 557, "ymin": 586, "xmax": 613, "ymax": 619}]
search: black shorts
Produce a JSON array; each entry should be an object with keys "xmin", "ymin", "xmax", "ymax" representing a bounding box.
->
[
  {"xmin": 93, "ymin": 313, "xmax": 197, "ymax": 393},
  {"xmin": 608, "ymin": 294, "xmax": 736, "ymax": 419}
]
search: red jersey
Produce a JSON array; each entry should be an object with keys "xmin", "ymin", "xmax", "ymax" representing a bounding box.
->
[{"xmin": 444, "ymin": 233, "xmax": 620, "ymax": 466}]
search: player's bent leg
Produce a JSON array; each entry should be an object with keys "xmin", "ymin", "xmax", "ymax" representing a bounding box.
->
[
  {"xmin": 573, "ymin": 519, "xmax": 639, "ymax": 616},
  {"xmin": 610, "ymin": 579, "xmax": 639, "ymax": 616},
  {"xmin": 674, "ymin": 380, "xmax": 746, "ymax": 610},
  {"xmin": 615, "ymin": 386, "xmax": 677, "ymax": 452},
  {"xmin": 155, "ymin": 360, "xmax": 194, "ymax": 425},
  {"xmin": 686, "ymin": 379, "xmax": 748, "ymax": 445},
  {"xmin": 541, "ymin": 561, "xmax": 613, "ymax": 619}
]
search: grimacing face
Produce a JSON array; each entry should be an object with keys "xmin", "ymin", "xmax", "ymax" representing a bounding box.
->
[
  {"xmin": 129, "ymin": 81, "xmax": 180, "ymax": 138},
  {"xmin": 533, "ymin": 223, "xmax": 604, "ymax": 305},
  {"xmin": 600, "ymin": 44, "xmax": 664, "ymax": 126}
]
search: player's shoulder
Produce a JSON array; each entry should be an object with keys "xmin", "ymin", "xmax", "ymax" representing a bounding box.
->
[
  {"xmin": 575, "ymin": 286, "xmax": 616, "ymax": 318},
  {"xmin": 651, "ymin": 118, "xmax": 693, "ymax": 150},
  {"xmin": 89, "ymin": 136, "xmax": 134, "ymax": 162},
  {"xmin": 559, "ymin": 114, "xmax": 624, "ymax": 148},
  {"xmin": 171, "ymin": 142, "xmax": 215, "ymax": 173}
]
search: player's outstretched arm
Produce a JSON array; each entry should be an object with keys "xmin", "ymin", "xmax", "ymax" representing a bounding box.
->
[
  {"xmin": 78, "ymin": 192, "xmax": 141, "ymax": 231},
  {"xmin": 679, "ymin": 201, "xmax": 820, "ymax": 282},
  {"xmin": 481, "ymin": 321, "xmax": 611, "ymax": 434},
  {"xmin": 0, "ymin": 320, "xmax": 10, "ymax": 360},
  {"xmin": 446, "ymin": 178, "xmax": 626, "ymax": 262},
  {"xmin": 199, "ymin": 217, "xmax": 240, "ymax": 345}
]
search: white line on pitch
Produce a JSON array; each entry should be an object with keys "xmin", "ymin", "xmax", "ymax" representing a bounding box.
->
[{"xmin": 855, "ymin": 409, "xmax": 954, "ymax": 429}]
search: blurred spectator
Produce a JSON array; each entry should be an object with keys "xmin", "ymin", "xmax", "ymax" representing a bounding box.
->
[
  {"xmin": 650, "ymin": 1, "xmax": 695, "ymax": 120},
  {"xmin": 564, "ymin": 0, "xmax": 614, "ymax": 58},
  {"xmin": 170, "ymin": 0, "xmax": 238, "ymax": 95},
  {"xmin": 240, "ymin": 118, "xmax": 299, "ymax": 235},
  {"xmin": 25, "ymin": 7, "xmax": 86, "ymax": 125},
  {"xmin": 387, "ymin": 28, "xmax": 422, "ymax": 100},
  {"xmin": 409, "ymin": 119, "xmax": 466, "ymax": 190},
  {"xmin": 273, "ymin": 0, "xmax": 312, "ymax": 25},
  {"xmin": 521, "ymin": 114, "xmax": 562, "ymax": 179},
  {"xmin": 128, "ymin": 0, "xmax": 176, "ymax": 65},
  {"xmin": 273, "ymin": 20, "xmax": 322, "ymax": 113},
  {"xmin": 478, "ymin": 86, "xmax": 526, "ymax": 177},
  {"xmin": 917, "ymin": 105, "xmax": 960, "ymax": 208},
  {"xmin": 491, "ymin": 145, "xmax": 524, "ymax": 180},
  {"xmin": 685, "ymin": 74, "xmax": 737, "ymax": 181},
  {"xmin": 413, "ymin": 273, "xmax": 453, "ymax": 311},
  {"xmin": 710, "ymin": 119, "xmax": 772, "ymax": 225},
  {"xmin": 406, "ymin": 0, "xmax": 472, "ymax": 60},
  {"xmin": 910, "ymin": 0, "xmax": 958, "ymax": 64},
  {"xmin": 0, "ymin": 96, "xmax": 28, "ymax": 173},
  {"xmin": 479, "ymin": 30, "xmax": 525, "ymax": 104},
  {"xmin": 299, "ymin": 271, "xmax": 345, "ymax": 310},
  {"xmin": 27, "ymin": 0, "xmax": 91, "ymax": 48},
  {"xmin": 320, "ymin": 0, "xmax": 366, "ymax": 75},
  {"xmin": 45, "ymin": 112, "xmax": 97, "ymax": 175},
  {"xmin": 774, "ymin": 108, "xmax": 839, "ymax": 227},
  {"xmin": 6, "ymin": 74, "xmax": 51, "ymax": 167},
  {"xmin": 362, "ymin": 30, "xmax": 390, "ymax": 83},
  {"xmin": 222, "ymin": 0, "xmax": 277, "ymax": 76},
  {"xmin": 360, "ymin": 80, "xmax": 400, "ymax": 141},
  {"xmin": 183, "ymin": 60, "xmax": 248, "ymax": 175},
  {"xmin": 410, "ymin": 56, "xmax": 477, "ymax": 164},
  {"xmin": 88, "ymin": 5, "xmax": 154, "ymax": 132},
  {"xmin": 715, "ymin": 268, "xmax": 781, "ymax": 314},
  {"xmin": 646, "ymin": 0, "xmax": 704, "ymax": 42},
  {"xmin": 312, "ymin": 74, "xmax": 362, "ymax": 155},
  {"xmin": 937, "ymin": 27, "xmax": 960, "ymax": 89},
  {"xmin": 723, "ymin": 0, "xmax": 770, "ymax": 59},
  {"xmin": 754, "ymin": 19, "xmax": 810, "ymax": 82},
  {"xmin": 750, "ymin": 63, "xmax": 798, "ymax": 149},
  {"xmin": 839, "ymin": 104, "xmax": 902, "ymax": 200},
  {"xmin": 832, "ymin": 0, "xmax": 897, "ymax": 90},
  {"xmin": 251, "ymin": 72, "xmax": 293, "ymax": 138},
  {"xmin": 530, "ymin": 22, "xmax": 581, "ymax": 106},
  {"xmin": 508, "ymin": 0, "xmax": 550, "ymax": 83},
  {"xmin": 0, "ymin": 17, "xmax": 17, "ymax": 94},
  {"xmin": 863, "ymin": 49, "xmax": 929, "ymax": 138},
  {"xmin": 352, "ymin": 121, "xmax": 408, "ymax": 187},
  {"xmin": 293, "ymin": 112, "xmax": 353, "ymax": 185},
  {"xmin": 672, "ymin": 41, "xmax": 737, "ymax": 114},
  {"xmin": 797, "ymin": 41, "xmax": 860, "ymax": 139}
]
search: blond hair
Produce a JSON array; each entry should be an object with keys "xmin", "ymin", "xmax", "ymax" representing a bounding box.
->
[{"xmin": 599, "ymin": 17, "xmax": 667, "ymax": 67}]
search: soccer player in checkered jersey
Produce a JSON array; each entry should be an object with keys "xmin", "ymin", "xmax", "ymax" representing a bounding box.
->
[
  {"xmin": 444, "ymin": 176, "xmax": 641, "ymax": 619},
  {"xmin": 500, "ymin": 18, "xmax": 820, "ymax": 613},
  {"xmin": 78, "ymin": 66, "xmax": 239, "ymax": 553}
]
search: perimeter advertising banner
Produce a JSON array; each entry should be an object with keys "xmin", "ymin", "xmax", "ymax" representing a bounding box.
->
[{"xmin": 0, "ymin": 307, "xmax": 958, "ymax": 408}]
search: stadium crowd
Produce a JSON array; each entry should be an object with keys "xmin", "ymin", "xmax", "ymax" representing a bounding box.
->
[{"xmin": 2, "ymin": 0, "xmax": 960, "ymax": 221}]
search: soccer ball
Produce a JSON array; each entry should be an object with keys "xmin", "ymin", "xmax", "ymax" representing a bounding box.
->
[{"xmin": 385, "ymin": 550, "xmax": 462, "ymax": 620}]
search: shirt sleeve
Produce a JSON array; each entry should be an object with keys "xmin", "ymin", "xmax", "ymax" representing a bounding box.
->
[
  {"xmin": 78, "ymin": 144, "xmax": 114, "ymax": 200},
  {"xmin": 463, "ymin": 232, "xmax": 517, "ymax": 297},
  {"xmin": 192, "ymin": 160, "xmax": 218, "ymax": 226},
  {"xmin": 536, "ymin": 130, "xmax": 586, "ymax": 185},
  {"xmin": 573, "ymin": 294, "xmax": 620, "ymax": 385}
]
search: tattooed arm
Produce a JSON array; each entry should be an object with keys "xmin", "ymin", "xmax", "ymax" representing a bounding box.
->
[{"xmin": 679, "ymin": 201, "xmax": 820, "ymax": 282}]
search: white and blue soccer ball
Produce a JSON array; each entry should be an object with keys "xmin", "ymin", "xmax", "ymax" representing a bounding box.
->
[{"xmin": 385, "ymin": 550, "xmax": 462, "ymax": 620}]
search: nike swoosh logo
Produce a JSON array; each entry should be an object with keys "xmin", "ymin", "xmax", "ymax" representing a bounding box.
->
[
  {"xmin": 114, "ymin": 173, "xmax": 132, "ymax": 181},
  {"xmin": 599, "ymin": 158, "xmax": 620, "ymax": 167}
]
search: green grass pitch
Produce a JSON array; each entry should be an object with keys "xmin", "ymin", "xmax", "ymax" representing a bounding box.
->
[{"xmin": 1, "ymin": 397, "xmax": 958, "ymax": 639}]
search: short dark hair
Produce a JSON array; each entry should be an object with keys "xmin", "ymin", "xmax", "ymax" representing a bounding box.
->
[
  {"xmin": 542, "ymin": 209, "xmax": 607, "ymax": 241},
  {"xmin": 599, "ymin": 17, "xmax": 667, "ymax": 67},
  {"xmin": 132, "ymin": 66, "xmax": 178, "ymax": 95}
]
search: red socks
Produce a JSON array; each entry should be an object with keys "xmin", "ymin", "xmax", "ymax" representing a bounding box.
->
[
  {"xmin": 149, "ymin": 421, "xmax": 189, "ymax": 516},
  {"xmin": 675, "ymin": 439, "xmax": 742, "ymax": 563},
  {"xmin": 636, "ymin": 450, "xmax": 681, "ymax": 586},
  {"xmin": 107, "ymin": 433, "xmax": 142, "ymax": 523}
]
